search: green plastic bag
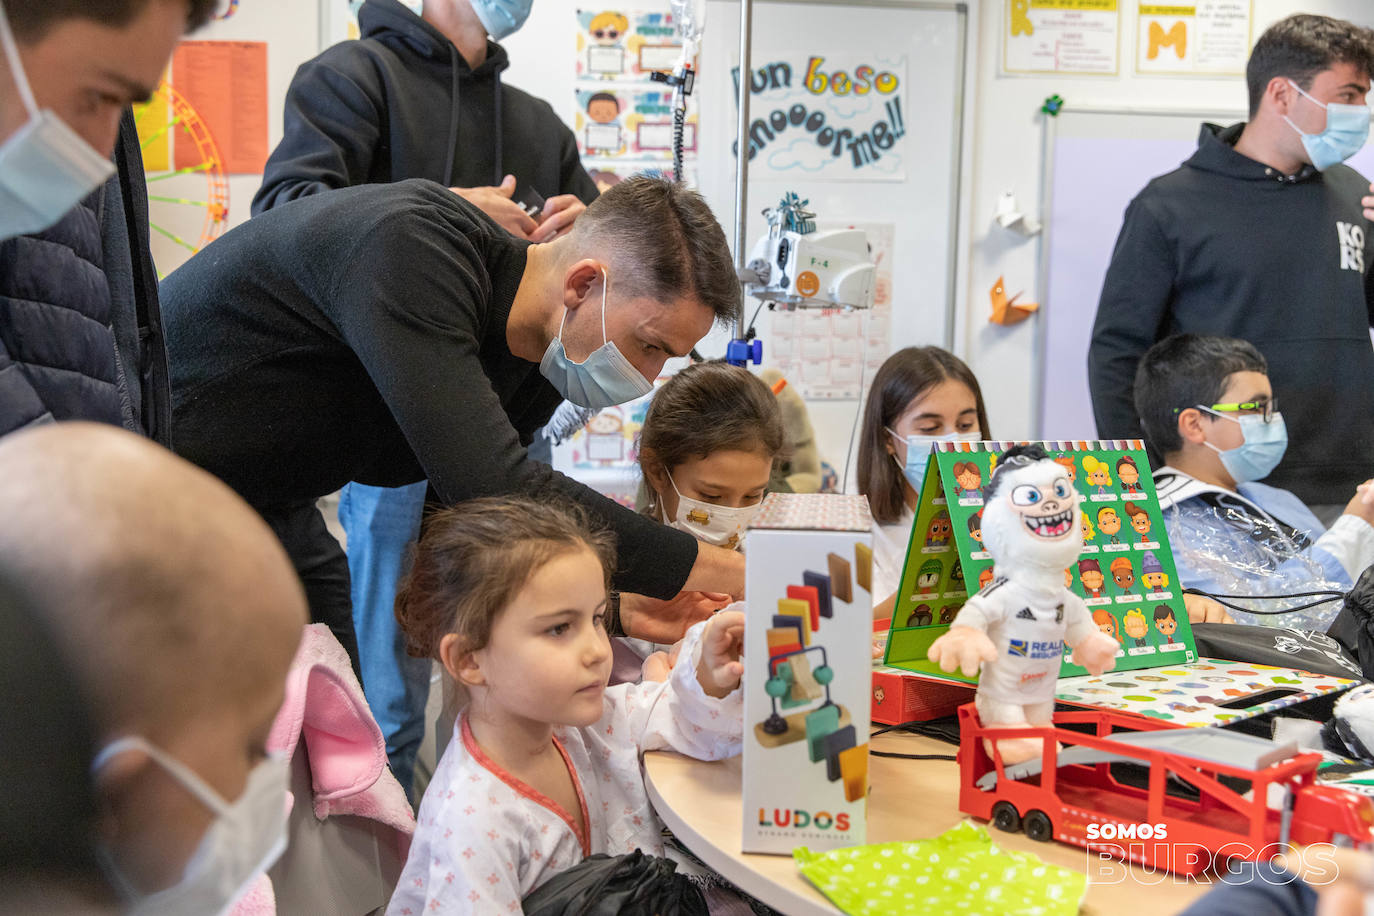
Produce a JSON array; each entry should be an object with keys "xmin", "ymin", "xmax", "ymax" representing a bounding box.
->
[{"xmin": 794, "ymin": 820, "xmax": 1087, "ymax": 916}]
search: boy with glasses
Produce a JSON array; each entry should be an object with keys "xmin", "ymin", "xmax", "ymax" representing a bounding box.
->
[{"xmin": 1134, "ymin": 334, "xmax": 1374, "ymax": 628}]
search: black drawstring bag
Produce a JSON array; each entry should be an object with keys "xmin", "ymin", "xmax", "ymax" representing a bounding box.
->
[
  {"xmin": 521, "ymin": 850, "xmax": 708, "ymax": 916},
  {"xmin": 1327, "ymin": 565, "xmax": 1374, "ymax": 679}
]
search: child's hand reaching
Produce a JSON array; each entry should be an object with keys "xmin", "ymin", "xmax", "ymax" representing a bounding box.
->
[{"xmin": 696, "ymin": 610, "xmax": 744, "ymax": 699}]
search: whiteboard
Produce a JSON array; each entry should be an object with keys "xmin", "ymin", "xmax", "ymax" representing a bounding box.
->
[
  {"xmin": 1040, "ymin": 107, "xmax": 1374, "ymax": 440},
  {"xmin": 696, "ymin": 0, "xmax": 966, "ymax": 358}
]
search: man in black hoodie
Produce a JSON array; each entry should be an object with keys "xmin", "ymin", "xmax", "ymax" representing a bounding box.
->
[
  {"xmin": 252, "ymin": 0, "xmax": 594, "ymax": 237},
  {"xmin": 1089, "ymin": 14, "xmax": 1374, "ymax": 515},
  {"xmin": 252, "ymin": 0, "xmax": 599, "ymax": 796}
]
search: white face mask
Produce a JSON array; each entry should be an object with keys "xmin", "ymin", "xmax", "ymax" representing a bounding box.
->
[
  {"xmin": 0, "ymin": 0, "xmax": 116, "ymax": 242},
  {"xmin": 93, "ymin": 736, "xmax": 289, "ymax": 916},
  {"xmin": 665, "ymin": 470, "xmax": 762, "ymax": 549}
]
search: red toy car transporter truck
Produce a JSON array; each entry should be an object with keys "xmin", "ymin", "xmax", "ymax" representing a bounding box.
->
[{"xmin": 958, "ymin": 704, "xmax": 1374, "ymax": 875}]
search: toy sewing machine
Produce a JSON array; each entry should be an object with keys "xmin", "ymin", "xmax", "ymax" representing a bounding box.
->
[{"xmin": 742, "ymin": 193, "xmax": 876, "ymax": 311}]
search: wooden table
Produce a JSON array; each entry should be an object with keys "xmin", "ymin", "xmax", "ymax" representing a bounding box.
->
[{"xmin": 645, "ymin": 731, "xmax": 1210, "ymax": 915}]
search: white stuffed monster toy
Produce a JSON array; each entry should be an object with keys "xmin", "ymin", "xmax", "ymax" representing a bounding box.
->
[{"xmin": 928, "ymin": 444, "xmax": 1118, "ymax": 764}]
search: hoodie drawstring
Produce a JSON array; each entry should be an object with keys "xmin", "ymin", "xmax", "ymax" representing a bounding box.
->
[{"xmin": 443, "ymin": 43, "xmax": 460, "ymax": 188}]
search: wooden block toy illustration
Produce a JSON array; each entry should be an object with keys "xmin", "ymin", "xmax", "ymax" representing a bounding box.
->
[
  {"xmin": 803, "ymin": 570, "xmax": 833, "ymax": 618},
  {"xmin": 787, "ymin": 585, "xmax": 821, "ymax": 630},
  {"xmin": 753, "ymin": 705, "xmax": 852, "ymax": 749},
  {"xmin": 772, "ymin": 661, "xmax": 809, "ymax": 710},
  {"xmin": 777, "ymin": 597, "xmax": 814, "ymax": 635},
  {"xmin": 766, "ymin": 626, "xmax": 801, "ymax": 655},
  {"xmin": 839, "ymin": 743, "xmax": 869, "ymax": 802},
  {"xmin": 806, "ymin": 704, "xmax": 841, "ymax": 762},
  {"xmin": 755, "ymin": 644, "xmax": 843, "ymax": 747},
  {"xmin": 823, "ymin": 725, "xmax": 857, "ymax": 781},
  {"xmin": 772, "ymin": 610, "xmax": 808, "ymax": 646},
  {"xmin": 855, "ymin": 542, "xmax": 873, "ymax": 592},
  {"xmin": 788, "ymin": 651, "xmax": 824, "ymax": 703},
  {"xmin": 827, "ymin": 552, "xmax": 853, "ymax": 603}
]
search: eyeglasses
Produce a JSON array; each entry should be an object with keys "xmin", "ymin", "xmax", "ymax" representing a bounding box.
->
[
  {"xmin": 1174, "ymin": 398, "xmax": 1278, "ymax": 424},
  {"xmin": 592, "ymin": 28, "xmax": 622, "ymax": 39}
]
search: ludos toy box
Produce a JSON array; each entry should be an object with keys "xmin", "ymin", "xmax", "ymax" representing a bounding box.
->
[{"xmin": 743, "ymin": 493, "xmax": 872, "ymax": 854}]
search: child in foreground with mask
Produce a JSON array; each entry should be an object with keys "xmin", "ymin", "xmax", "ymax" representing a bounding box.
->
[
  {"xmin": 618, "ymin": 360, "xmax": 785, "ymax": 680},
  {"xmin": 1135, "ymin": 334, "xmax": 1374, "ymax": 628},
  {"xmin": 0, "ymin": 424, "xmax": 307, "ymax": 916},
  {"xmin": 389, "ymin": 497, "xmax": 744, "ymax": 913},
  {"xmin": 856, "ymin": 347, "xmax": 991, "ymax": 615}
]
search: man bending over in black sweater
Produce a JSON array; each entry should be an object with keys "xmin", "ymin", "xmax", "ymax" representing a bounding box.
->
[{"xmin": 161, "ymin": 175, "xmax": 742, "ymax": 668}]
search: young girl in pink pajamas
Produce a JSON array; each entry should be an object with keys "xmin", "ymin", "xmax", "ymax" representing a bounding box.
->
[{"xmin": 387, "ymin": 497, "xmax": 744, "ymax": 914}]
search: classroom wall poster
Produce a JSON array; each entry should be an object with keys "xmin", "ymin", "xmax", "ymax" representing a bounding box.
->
[
  {"xmin": 768, "ymin": 221, "xmax": 894, "ymax": 401},
  {"xmin": 573, "ymin": 6, "xmax": 699, "ymax": 183},
  {"xmin": 575, "ymin": 8, "xmax": 683, "ymax": 80},
  {"xmin": 1002, "ymin": 0, "xmax": 1121, "ymax": 76},
  {"xmin": 574, "ymin": 87, "xmax": 698, "ymax": 160},
  {"xmin": 730, "ymin": 54, "xmax": 907, "ymax": 182},
  {"xmin": 1135, "ymin": 1, "xmax": 1252, "ymax": 76},
  {"xmin": 170, "ymin": 41, "xmax": 269, "ymax": 174}
]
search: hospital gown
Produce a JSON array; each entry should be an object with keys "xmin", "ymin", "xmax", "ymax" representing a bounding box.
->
[
  {"xmin": 1155, "ymin": 466, "xmax": 1374, "ymax": 629},
  {"xmin": 386, "ymin": 621, "xmax": 742, "ymax": 915}
]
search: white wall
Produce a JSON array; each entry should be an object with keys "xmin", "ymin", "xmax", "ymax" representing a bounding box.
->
[{"xmin": 960, "ymin": 0, "xmax": 1374, "ymax": 441}]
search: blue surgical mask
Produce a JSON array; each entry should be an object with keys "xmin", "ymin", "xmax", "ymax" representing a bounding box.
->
[
  {"xmin": 0, "ymin": 0, "xmax": 116, "ymax": 242},
  {"xmin": 539, "ymin": 270, "xmax": 653, "ymax": 409},
  {"xmin": 1284, "ymin": 80, "xmax": 1371, "ymax": 171},
  {"xmin": 470, "ymin": 0, "xmax": 533, "ymax": 40},
  {"xmin": 1202, "ymin": 408, "xmax": 1288, "ymax": 485},
  {"xmin": 887, "ymin": 429, "xmax": 980, "ymax": 491}
]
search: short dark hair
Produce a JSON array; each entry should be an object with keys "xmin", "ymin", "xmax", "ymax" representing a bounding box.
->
[
  {"xmin": 8, "ymin": 0, "xmax": 217, "ymax": 42},
  {"xmin": 1133, "ymin": 334, "xmax": 1268, "ymax": 456},
  {"xmin": 638, "ymin": 360, "xmax": 786, "ymax": 517},
  {"xmin": 1153, "ymin": 604, "xmax": 1176, "ymax": 621},
  {"xmin": 985, "ymin": 443, "xmax": 1049, "ymax": 503},
  {"xmin": 574, "ymin": 175, "xmax": 741, "ymax": 327},
  {"xmin": 857, "ymin": 347, "xmax": 991, "ymax": 523},
  {"xmin": 1246, "ymin": 14, "xmax": 1374, "ymax": 116},
  {"xmin": 395, "ymin": 497, "xmax": 616, "ymax": 661}
]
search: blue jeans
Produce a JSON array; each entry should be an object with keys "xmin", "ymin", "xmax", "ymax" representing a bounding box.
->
[{"xmin": 337, "ymin": 480, "xmax": 431, "ymax": 801}]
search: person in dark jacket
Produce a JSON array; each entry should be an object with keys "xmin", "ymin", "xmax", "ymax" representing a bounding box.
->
[
  {"xmin": 0, "ymin": 0, "xmax": 217, "ymax": 443},
  {"xmin": 162, "ymin": 176, "xmax": 747, "ymax": 683},
  {"xmin": 1088, "ymin": 14, "xmax": 1374, "ymax": 516},
  {"xmin": 251, "ymin": 0, "xmax": 600, "ymax": 796},
  {"xmin": 252, "ymin": 0, "xmax": 593, "ymax": 240}
]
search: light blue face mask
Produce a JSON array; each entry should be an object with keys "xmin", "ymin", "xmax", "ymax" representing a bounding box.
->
[
  {"xmin": 1201, "ymin": 408, "xmax": 1288, "ymax": 485},
  {"xmin": 470, "ymin": 0, "xmax": 534, "ymax": 40},
  {"xmin": 539, "ymin": 270, "xmax": 653, "ymax": 410},
  {"xmin": 0, "ymin": 0, "xmax": 115, "ymax": 242},
  {"xmin": 887, "ymin": 429, "xmax": 980, "ymax": 491},
  {"xmin": 1284, "ymin": 80, "xmax": 1371, "ymax": 171}
]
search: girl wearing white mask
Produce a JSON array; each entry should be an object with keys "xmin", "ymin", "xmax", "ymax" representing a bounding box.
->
[
  {"xmin": 856, "ymin": 347, "xmax": 991, "ymax": 616},
  {"xmin": 619, "ymin": 361, "xmax": 786, "ymax": 681}
]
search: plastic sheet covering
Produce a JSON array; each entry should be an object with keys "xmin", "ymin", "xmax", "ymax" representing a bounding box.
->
[{"xmin": 1165, "ymin": 501, "xmax": 1346, "ymax": 629}]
